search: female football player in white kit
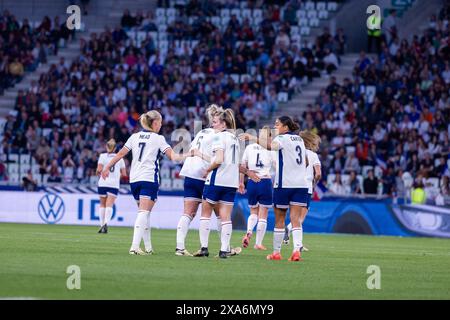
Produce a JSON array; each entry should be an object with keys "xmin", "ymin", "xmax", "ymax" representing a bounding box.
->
[
  {"xmin": 175, "ymin": 104, "xmax": 224, "ymax": 256},
  {"xmin": 101, "ymin": 110, "xmax": 198, "ymax": 255},
  {"xmin": 193, "ymin": 109, "xmax": 241, "ymax": 259},
  {"xmin": 96, "ymin": 139, "xmax": 127, "ymax": 234},
  {"xmin": 284, "ymin": 130, "xmax": 321, "ymax": 251},
  {"xmin": 239, "ymin": 126, "xmax": 276, "ymax": 250},
  {"xmin": 240, "ymin": 116, "xmax": 309, "ymax": 262}
]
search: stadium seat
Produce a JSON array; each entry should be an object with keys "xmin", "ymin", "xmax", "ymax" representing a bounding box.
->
[
  {"xmin": 242, "ymin": 9, "xmax": 252, "ymax": 19},
  {"xmin": 300, "ymin": 26, "xmax": 311, "ymax": 36},
  {"xmin": 167, "ymin": 16, "xmax": 176, "ymax": 24},
  {"xmin": 230, "ymin": 74, "xmax": 240, "ymax": 83},
  {"xmin": 158, "ymin": 24, "xmax": 167, "ymax": 33},
  {"xmin": 19, "ymin": 154, "xmax": 31, "ymax": 165},
  {"xmin": 221, "ymin": 16, "xmax": 230, "ymax": 28},
  {"xmin": 290, "ymin": 26, "xmax": 299, "ymax": 36},
  {"xmin": 307, "ymin": 10, "xmax": 318, "ymax": 19},
  {"xmin": 8, "ymin": 154, "xmax": 19, "ymax": 163},
  {"xmin": 362, "ymin": 166, "xmax": 374, "ymax": 177},
  {"xmin": 160, "ymin": 178, "xmax": 171, "ymax": 190},
  {"xmin": 305, "ymin": 1, "xmax": 315, "ymax": 11},
  {"xmin": 309, "ymin": 18, "xmax": 320, "ymax": 27},
  {"xmin": 316, "ymin": 2, "xmax": 327, "ymax": 11},
  {"xmin": 341, "ymin": 174, "xmax": 350, "ymax": 186},
  {"xmin": 20, "ymin": 165, "xmax": 31, "ymax": 174},
  {"xmin": 374, "ymin": 166, "xmax": 383, "ymax": 179},
  {"xmin": 211, "ymin": 16, "xmax": 220, "ymax": 26},
  {"xmin": 159, "ymin": 40, "xmax": 168, "ymax": 52},
  {"xmin": 32, "ymin": 165, "xmax": 40, "ymax": 175},
  {"xmin": 7, "ymin": 163, "xmax": 19, "ymax": 174},
  {"xmin": 240, "ymin": 74, "xmax": 251, "ymax": 83},
  {"xmin": 253, "ymin": 9, "xmax": 262, "ymax": 19},
  {"xmin": 328, "ymin": 2, "xmax": 338, "ymax": 11},
  {"xmin": 240, "ymin": 1, "xmax": 248, "ymax": 9},
  {"xmin": 277, "ymin": 92, "xmax": 289, "ymax": 102},
  {"xmin": 172, "ymin": 179, "xmax": 184, "ymax": 190},
  {"xmin": 167, "ymin": 8, "xmax": 176, "ymax": 17},
  {"xmin": 156, "ymin": 8, "xmax": 165, "ymax": 18},
  {"xmin": 89, "ymin": 176, "xmax": 97, "ymax": 185},
  {"xmin": 0, "ymin": 118, "xmax": 6, "ymax": 133},
  {"xmin": 42, "ymin": 174, "xmax": 50, "ymax": 184},
  {"xmin": 8, "ymin": 173, "xmax": 19, "ymax": 184},
  {"xmin": 231, "ymin": 8, "xmax": 241, "ymax": 18},
  {"xmin": 426, "ymin": 178, "xmax": 439, "ymax": 189},
  {"xmin": 296, "ymin": 10, "xmax": 307, "ymax": 20},
  {"xmin": 156, "ymin": 16, "xmax": 166, "ymax": 25},
  {"xmin": 220, "ymin": 9, "xmax": 230, "ymax": 18},
  {"xmin": 160, "ymin": 167, "xmax": 171, "ymax": 179},
  {"xmin": 136, "ymin": 32, "xmax": 147, "ymax": 46},
  {"xmin": 327, "ymin": 174, "xmax": 336, "ymax": 186},
  {"xmin": 318, "ymin": 10, "xmax": 329, "ymax": 19},
  {"xmin": 299, "ymin": 18, "xmax": 309, "ymax": 27}
]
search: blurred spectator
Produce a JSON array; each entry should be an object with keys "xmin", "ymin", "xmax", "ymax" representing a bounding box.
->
[
  {"xmin": 363, "ymin": 170, "xmax": 378, "ymax": 195},
  {"xmin": 346, "ymin": 171, "xmax": 362, "ymax": 194},
  {"xmin": 22, "ymin": 170, "xmax": 37, "ymax": 191},
  {"xmin": 328, "ymin": 172, "xmax": 347, "ymax": 195}
]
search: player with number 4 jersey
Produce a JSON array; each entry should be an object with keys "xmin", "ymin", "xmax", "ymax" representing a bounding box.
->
[{"xmin": 239, "ymin": 126, "xmax": 276, "ymax": 251}]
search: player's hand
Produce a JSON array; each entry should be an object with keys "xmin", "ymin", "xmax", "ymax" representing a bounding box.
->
[
  {"xmin": 101, "ymin": 168, "xmax": 110, "ymax": 180},
  {"xmin": 191, "ymin": 148, "xmax": 201, "ymax": 158},
  {"xmin": 202, "ymin": 169, "xmax": 209, "ymax": 179},
  {"xmin": 247, "ymin": 170, "xmax": 261, "ymax": 182},
  {"xmin": 238, "ymin": 133, "xmax": 255, "ymax": 142},
  {"xmin": 238, "ymin": 183, "xmax": 246, "ymax": 194}
]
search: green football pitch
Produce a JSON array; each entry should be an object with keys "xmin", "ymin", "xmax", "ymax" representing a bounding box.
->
[{"xmin": 0, "ymin": 223, "xmax": 449, "ymax": 300}]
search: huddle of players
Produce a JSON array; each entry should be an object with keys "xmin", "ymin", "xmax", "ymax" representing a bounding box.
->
[{"xmin": 98, "ymin": 104, "xmax": 321, "ymax": 261}]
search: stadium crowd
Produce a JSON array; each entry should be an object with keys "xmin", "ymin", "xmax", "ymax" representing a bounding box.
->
[
  {"xmin": 0, "ymin": 10, "xmax": 74, "ymax": 95},
  {"xmin": 0, "ymin": 0, "xmax": 345, "ymax": 186},
  {"xmin": 302, "ymin": 4, "xmax": 450, "ymax": 202}
]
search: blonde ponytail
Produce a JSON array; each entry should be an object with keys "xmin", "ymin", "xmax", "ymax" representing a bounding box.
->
[
  {"xmin": 106, "ymin": 139, "xmax": 117, "ymax": 153},
  {"xmin": 139, "ymin": 110, "xmax": 162, "ymax": 132},
  {"xmin": 300, "ymin": 130, "xmax": 321, "ymax": 152}
]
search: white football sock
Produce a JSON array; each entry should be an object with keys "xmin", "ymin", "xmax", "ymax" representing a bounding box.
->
[
  {"xmin": 292, "ymin": 226, "xmax": 303, "ymax": 252},
  {"xmin": 220, "ymin": 221, "xmax": 233, "ymax": 252},
  {"xmin": 176, "ymin": 214, "xmax": 192, "ymax": 250},
  {"xmin": 143, "ymin": 211, "xmax": 152, "ymax": 251},
  {"xmin": 247, "ymin": 214, "xmax": 258, "ymax": 234},
  {"xmin": 287, "ymin": 223, "xmax": 293, "ymax": 233},
  {"xmin": 99, "ymin": 207, "xmax": 106, "ymax": 226},
  {"xmin": 199, "ymin": 217, "xmax": 211, "ymax": 248},
  {"xmin": 104, "ymin": 207, "xmax": 113, "ymax": 225},
  {"xmin": 130, "ymin": 210, "xmax": 148, "ymax": 251},
  {"xmin": 255, "ymin": 219, "xmax": 267, "ymax": 246},
  {"xmin": 273, "ymin": 228, "xmax": 285, "ymax": 253}
]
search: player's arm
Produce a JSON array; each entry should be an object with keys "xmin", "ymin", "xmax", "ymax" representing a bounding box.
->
[
  {"xmin": 96, "ymin": 163, "xmax": 103, "ymax": 176},
  {"xmin": 238, "ymin": 133, "xmax": 280, "ymax": 151},
  {"xmin": 102, "ymin": 147, "xmax": 129, "ymax": 179},
  {"xmin": 313, "ymin": 164, "xmax": 322, "ymax": 183},
  {"xmin": 165, "ymin": 148, "xmax": 199, "ymax": 162},
  {"xmin": 205, "ymin": 148, "xmax": 224, "ymax": 177}
]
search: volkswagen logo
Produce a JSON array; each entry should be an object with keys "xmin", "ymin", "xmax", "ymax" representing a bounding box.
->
[{"xmin": 38, "ymin": 193, "xmax": 65, "ymax": 224}]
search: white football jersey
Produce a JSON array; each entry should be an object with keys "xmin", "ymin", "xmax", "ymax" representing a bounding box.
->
[
  {"xmin": 205, "ymin": 131, "xmax": 240, "ymax": 188},
  {"xmin": 124, "ymin": 131, "xmax": 171, "ymax": 183},
  {"xmin": 98, "ymin": 153, "xmax": 125, "ymax": 188},
  {"xmin": 305, "ymin": 149, "xmax": 321, "ymax": 194},
  {"xmin": 179, "ymin": 128, "xmax": 215, "ymax": 180},
  {"xmin": 241, "ymin": 143, "xmax": 276, "ymax": 178},
  {"xmin": 273, "ymin": 133, "xmax": 308, "ymax": 188}
]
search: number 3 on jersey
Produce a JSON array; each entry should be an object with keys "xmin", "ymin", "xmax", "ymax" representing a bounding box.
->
[{"xmin": 296, "ymin": 145, "xmax": 302, "ymax": 165}]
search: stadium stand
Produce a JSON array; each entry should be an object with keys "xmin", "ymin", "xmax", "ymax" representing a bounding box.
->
[
  {"xmin": 302, "ymin": 3, "xmax": 449, "ymax": 203},
  {"xmin": 0, "ymin": 0, "xmax": 448, "ymax": 206}
]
